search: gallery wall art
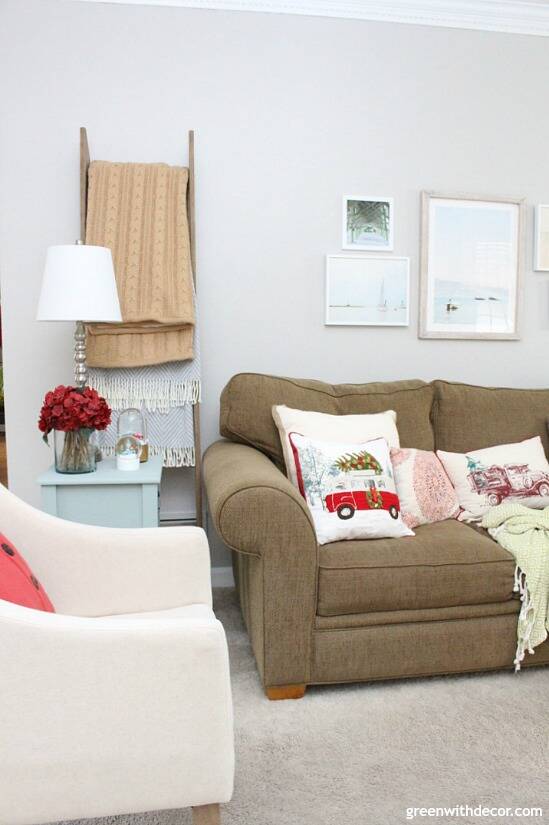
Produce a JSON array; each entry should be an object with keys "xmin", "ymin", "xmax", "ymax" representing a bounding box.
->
[
  {"xmin": 325, "ymin": 254, "xmax": 409, "ymax": 327},
  {"xmin": 343, "ymin": 196, "xmax": 394, "ymax": 251},
  {"xmin": 419, "ymin": 192, "xmax": 525, "ymax": 340}
]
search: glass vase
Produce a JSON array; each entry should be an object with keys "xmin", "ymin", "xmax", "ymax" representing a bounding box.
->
[{"xmin": 54, "ymin": 428, "xmax": 96, "ymax": 474}]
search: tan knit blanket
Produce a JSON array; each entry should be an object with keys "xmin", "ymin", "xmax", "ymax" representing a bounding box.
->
[{"xmin": 85, "ymin": 161, "xmax": 195, "ymax": 367}]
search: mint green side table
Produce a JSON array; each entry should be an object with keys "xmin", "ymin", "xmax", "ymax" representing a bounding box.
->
[{"xmin": 38, "ymin": 456, "xmax": 163, "ymax": 528}]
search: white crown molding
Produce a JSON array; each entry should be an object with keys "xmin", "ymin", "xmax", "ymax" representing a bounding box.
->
[{"xmin": 73, "ymin": 0, "xmax": 549, "ymax": 37}]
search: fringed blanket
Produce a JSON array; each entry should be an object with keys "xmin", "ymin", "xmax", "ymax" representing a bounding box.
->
[
  {"xmin": 85, "ymin": 160, "xmax": 195, "ymax": 367},
  {"xmin": 482, "ymin": 503, "xmax": 549, "ymax": 670},
  {"xmin": 89, "ymin": 291, "xmax": 201, "ymax": 468}
]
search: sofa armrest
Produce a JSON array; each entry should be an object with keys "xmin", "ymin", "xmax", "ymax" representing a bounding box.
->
[
  {"xmin": 205, "ymin": 440, "xmax": 316, "ymax": 556},
  {"xmin": 0, "ymin": 600, "xmax": 233, "ymax": 824},
  {"xmin": 204, "ymin": 441, "xmax": 318, "ymax": 688}
]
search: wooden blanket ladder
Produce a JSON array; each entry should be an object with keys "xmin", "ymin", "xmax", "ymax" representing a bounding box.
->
[{"xmin": 79, "ymin": 127, "xmax": 203, "ymax": 527}]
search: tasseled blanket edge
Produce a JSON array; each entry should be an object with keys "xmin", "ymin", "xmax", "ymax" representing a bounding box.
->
[
  {"xmin": 513, "ymin": 565, "xmax": 536, "ymax": 671},
  {"xmin": 100, "ymin": 445, "xmax": 195, "ymax": 468},
  {"xmin": 89, "ymin": 377, "xmax": 201, "ymax": 412}
]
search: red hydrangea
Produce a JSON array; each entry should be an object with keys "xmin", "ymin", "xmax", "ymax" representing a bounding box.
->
[{"xmin": 39, "ymin": 385, "xmax": 111, "ymax": 439}]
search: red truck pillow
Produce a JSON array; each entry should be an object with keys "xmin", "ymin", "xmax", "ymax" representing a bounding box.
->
[
  {"xmin": 288, "ymin": 434, "xmax": 414, "ymax": 545},
  {"xmin": 0, "ymin": 534, "xmax": 55, "ymax": 612}
]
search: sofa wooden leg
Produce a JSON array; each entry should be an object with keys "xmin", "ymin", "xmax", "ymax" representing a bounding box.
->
[
  {"xmin": 192, "ymin": 803, "xmax": 220, "ymax": 825},
  {"xmin": 265, "ymin": 683, "xmax": 307, "ymax": 700}
]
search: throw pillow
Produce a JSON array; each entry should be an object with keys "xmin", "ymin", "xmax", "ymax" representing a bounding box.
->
[
  {"xmin": 273, "ymin": 405, "xmax": 400, "ymax": 487},
  {"xmin": 289, "ymin": 434, "xmax": 413, "ymax": 545},
  {"xmin": 0, "ymin": 533, "xmax": 55, "ymax": 612},
  {"xmin": 390, "ymin": 447, "xmax": 460, "ymax": 529},
  {"xmin": 437, "ymin": 436, "xmax": 549, "ymax": 521}
]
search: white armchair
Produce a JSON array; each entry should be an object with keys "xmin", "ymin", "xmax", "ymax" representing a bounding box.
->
[{"xmin": 0, "ymin": 484, "xmax": 234, "ymax": 825}]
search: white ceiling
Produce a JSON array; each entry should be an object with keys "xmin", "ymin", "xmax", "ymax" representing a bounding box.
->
[{"xmin": 73, "ymin": 0, "xmax": 549, "ymax": 37}]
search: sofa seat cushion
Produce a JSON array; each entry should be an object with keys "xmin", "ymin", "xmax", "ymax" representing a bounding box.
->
[{"xmin": 317, "ymin": 520, "xmax": 516, "ymax": 616}]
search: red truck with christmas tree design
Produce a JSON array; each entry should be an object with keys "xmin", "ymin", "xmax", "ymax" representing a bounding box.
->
[
  {"xmin": 467, "ymin": 458, "xmax": 549, "ymax": 506},
  {"xmin": 324, "ymin": 449, "xmax": 400, "ymax": 520}
]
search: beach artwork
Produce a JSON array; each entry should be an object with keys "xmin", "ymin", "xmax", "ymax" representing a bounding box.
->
[
  {"xmin": 420, "ymin": 194, "xmax": 523, "ymax": 340},
  {"xmin": 343, "ymin": 196, "xmax": 394, "ymax": 251},
  {"xmin": 325, "ymin": 255, "xmax": 409, "ymax": 326}
]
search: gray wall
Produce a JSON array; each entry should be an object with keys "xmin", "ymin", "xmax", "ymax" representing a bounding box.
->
[{"xmin": 2, "ymin": 0, "xmax": 549, "ymax": 566}]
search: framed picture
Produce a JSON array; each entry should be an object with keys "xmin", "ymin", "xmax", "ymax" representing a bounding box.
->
[
  {"xmin": 325, "ymin": 254, "xmax": 409, "ymax": 327},
  {"xmin": 419, "ymin": 192, "xmax": 525, "ymax": 340},
  {"xmin": 534, "ymin": 204, "xmax": 549, "ymax": 271},
  {"xmin": 343, "ymin": 196, "xmax": 394, "ymax": 251}
]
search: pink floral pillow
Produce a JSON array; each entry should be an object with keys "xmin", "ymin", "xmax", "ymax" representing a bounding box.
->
[{"xmin": 390, "ymin": 448, "xmax": 460, "ymax": 529}]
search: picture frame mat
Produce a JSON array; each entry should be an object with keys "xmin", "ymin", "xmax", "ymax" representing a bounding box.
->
[
  {"xmin": 342, "ymin": 195, "xmax": 394, "ymax": 251},
  {"xmin": 419, "ymin": 191, "xmax": 525, "ymax": 340},
  {"xmin": 325, "ymin": 254, "xmax": 410, "ymax": 327}
]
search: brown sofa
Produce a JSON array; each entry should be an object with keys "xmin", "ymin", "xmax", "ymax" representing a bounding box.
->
[{"xmin": 204, "ymin": 375, "xmax": 549, "ymax": 699}]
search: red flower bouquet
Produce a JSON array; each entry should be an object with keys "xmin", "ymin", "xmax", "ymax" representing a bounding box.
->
[{"xmin": 39, "ymin": 386, "xmax": 111, "ymax": 474}]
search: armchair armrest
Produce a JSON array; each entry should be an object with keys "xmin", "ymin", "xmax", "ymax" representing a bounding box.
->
[
  {"xmin": 204, "ymin": 441, "xmax": 318, "ymax": 689},
  {"xmin": 0, "ymin": 484, "xmax": 211, "ymax": 617},
  {"xmin": 0, "ymin": 599, "xmax": 234, "ymax": 824}
]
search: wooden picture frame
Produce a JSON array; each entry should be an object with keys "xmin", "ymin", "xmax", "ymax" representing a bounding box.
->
[{"xmin": 419, "ymin": 191, "xmax": 525, "ymax": 340}]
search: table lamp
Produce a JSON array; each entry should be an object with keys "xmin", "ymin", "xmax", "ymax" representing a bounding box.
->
[{"xmin": 37, "ymin": 242, "xmax": 122, "ymax": 388}]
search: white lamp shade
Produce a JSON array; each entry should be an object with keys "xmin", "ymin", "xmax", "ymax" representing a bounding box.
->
[{"xmin": 37, "ymin": 244, "xmax": 122, "ymax": 322}]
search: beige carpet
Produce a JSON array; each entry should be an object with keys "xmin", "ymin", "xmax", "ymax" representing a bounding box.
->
[{"xmin": 63, "ymin": 588, "xmax": 548, "ymax": 825}]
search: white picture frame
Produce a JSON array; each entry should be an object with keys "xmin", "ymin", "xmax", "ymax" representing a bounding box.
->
[
  {"xmin": 342, "ymin": 195, "xmax": 394, "ymax": 251},
  {"xmin": 325, "ymin": 254, "xmax": 410, "ymax": 327},
  {"xmin": 534, "ymin": 204, "xmax": 549, "ymax": 271},
  {"xmin": 419, "ymin": 191, "xmax": 525, "ymax": 341}
]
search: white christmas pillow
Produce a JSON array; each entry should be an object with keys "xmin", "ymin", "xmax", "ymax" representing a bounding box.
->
[
  {"xmin": 289, "ymin": 434, "xmax": 413, "ymax": 545},
  {"xmin": 272, "ymin": 405, "xmax": 399, "ymax": 488},
  {"xmin": 437, "ymin": 436, "xmax": 549, "ymax": 521}
]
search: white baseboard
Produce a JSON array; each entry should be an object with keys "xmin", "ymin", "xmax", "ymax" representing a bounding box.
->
[{"xmin": 212, "ymin": 566, "xmax": 235, "ymax": 587}]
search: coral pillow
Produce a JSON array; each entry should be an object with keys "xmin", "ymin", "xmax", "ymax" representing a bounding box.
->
[
  {"xmin": 437, "ymin": 436, "xmax": 549, "ymax": 522},
  {"xmin": 289, "ymin": 434, "xmax": 413, "ymax": 545},
  {"xmin": 390, "ymin": 447, "xmax": 460, "ymax": 529},
  {"xmin": 0, "ymin": 534, "xmax": 55, "ymax": 612}
]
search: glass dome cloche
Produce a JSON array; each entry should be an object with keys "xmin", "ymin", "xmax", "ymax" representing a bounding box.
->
[{"xmin": 117, "ymin": 407, "xmax": 149, "ymax": 463}]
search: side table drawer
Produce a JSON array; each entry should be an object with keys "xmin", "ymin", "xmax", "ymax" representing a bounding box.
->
[
  {"xmin": 38, "ymin": 456, "xmax": 164, "ymax": 529},
  {"xmin": 43, "ymin": 484, "xmax": 155, "ymax": 528}
]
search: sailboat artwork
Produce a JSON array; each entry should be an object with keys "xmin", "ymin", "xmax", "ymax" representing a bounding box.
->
[
  {"xmin": 326, "ymin": 255, "xmax": 410, "ymax": 327},
  {"xmin": 377, "ymin": 278, "xmax": 388, "ymax": 312}
]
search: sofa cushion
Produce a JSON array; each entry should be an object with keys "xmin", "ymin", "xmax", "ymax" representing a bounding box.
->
[
  {"xmin": 433, "ymin": 380, "xmax": 549, "ymax": 455},
  {"xmin": 220, "ymin": 374, "xmax": 435, "ymax": 467},
  {"xmin": 317, "ymin": 520, "xmax": 515, "ymax": 616}
]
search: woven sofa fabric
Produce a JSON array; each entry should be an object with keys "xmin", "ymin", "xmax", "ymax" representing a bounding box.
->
[
  {"xmin": 220, "ymin": 374, "xmax": 435, "ymax": 466},
  {"xmin": 315, "ymin": 599, "xmax": 520, "ymax": 630},
  {"xmin": 204, "ymin": 441, "xmax": 318, "ymax": 687},
  {"xmin": 203, "ymin": 376, "xmax": 549, "ymax": 691},
  {"xmin": 317, "ymin": 520, "xmax": 515, "ymax": 616},
  {"xmin": 433, "ymin": 380, "xmax": 549, "ymax": 454},
  {"xmin": 312, "ymin": 615, "xmax": 549, "ymax": 685}
]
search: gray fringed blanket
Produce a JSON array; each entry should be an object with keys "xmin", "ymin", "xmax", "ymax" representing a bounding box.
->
[{"xmin": 89, "ymin": 297, "xmax": 201, "ymax": 467}]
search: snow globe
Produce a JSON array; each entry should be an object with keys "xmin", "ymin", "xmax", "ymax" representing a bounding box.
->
[
  {"xmin": 115, "ymin": 434, "xmax": 142, "ymax": 472},
  {"xmin": 117, "ymin": 408, "xmax": 149, "ymax": 463}
]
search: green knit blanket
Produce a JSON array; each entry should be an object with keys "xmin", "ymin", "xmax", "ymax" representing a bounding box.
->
[{"xmin": 482, "ymin": 503, "xmax": 549, "ymax": 670}]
